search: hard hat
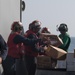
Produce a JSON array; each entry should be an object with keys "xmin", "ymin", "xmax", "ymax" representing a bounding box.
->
[
  {"xmin": 58, "ymin": 23, "xmax": 68, "ymax": 32},
  {"xmin": 29, "ymin": 20, "xmax": 41, "ymax": 30},
  {"xmin": 40, "ymin": 27, "xmax": 51, "ymax": 33},
  {"xmin": 11, "ymin": 21, "xmax": 23, "ymax": 31}
]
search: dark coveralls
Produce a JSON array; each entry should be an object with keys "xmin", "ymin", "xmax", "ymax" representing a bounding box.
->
[{"xmin": 0, "ymin": 34, "xmax": 8, "ymax": 75}]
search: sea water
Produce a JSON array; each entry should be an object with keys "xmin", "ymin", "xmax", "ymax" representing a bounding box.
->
[{"xmin": 68, "ymin": 37, "xmax": 75, "ymax": 53}]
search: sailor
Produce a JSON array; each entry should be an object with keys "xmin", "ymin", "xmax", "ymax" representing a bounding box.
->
[
  {"xmin": 0, "ymin": 34, "xmax": 8, "ymax": 75},
  {"xmin": 57, "ymin": 23, "xmax": 71, "ymax": 52},
  {"xmin": 24, "ymin": 20, "xmax": 48, "ymax": 75}
]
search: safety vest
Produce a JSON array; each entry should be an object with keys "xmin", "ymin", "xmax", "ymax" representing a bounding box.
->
[
  {"xmin": 24, "ymin": 30, "xmax": 38, "ymax": 57},
  {"xmin": 7, "ymin": 32, "xmax": 25, "ymax": 58}
]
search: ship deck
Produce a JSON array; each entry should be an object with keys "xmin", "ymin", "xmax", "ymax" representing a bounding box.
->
[{"xmin": 36, "ymin": 69, "xmax": 75, "ymax": 75}]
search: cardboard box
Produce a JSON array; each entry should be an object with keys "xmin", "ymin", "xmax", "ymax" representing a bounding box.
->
[
  {"xmin": 40, "ymin": 33, "xmax": 63, "ymax": 47},
  {"xmin": 36, "ymin": 55, "xmax": 57, "ymax": 69},
  {"xmin": 45, "ymin": 45, "xmax": 67, "ymax": 60},
  {"xmin": 36, "ymin": 55, "xmax": 52, "ymax": 69}
]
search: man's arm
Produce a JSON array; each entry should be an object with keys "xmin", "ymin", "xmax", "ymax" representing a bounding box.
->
[{"xmin": 13, "ymin": 34, "xmax": 41, "ymax": 45}]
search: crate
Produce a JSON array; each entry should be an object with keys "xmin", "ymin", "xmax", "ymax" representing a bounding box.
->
[
  {"xmin": 36, "ymin": 55, "xmax": 51, "ymax": 69},
  {"xmin": 36, "ymin": 55, "xmax": 57, "ymax": 69}
]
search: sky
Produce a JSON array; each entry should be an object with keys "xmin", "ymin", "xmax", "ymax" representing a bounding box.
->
[{"xmin": 22, "ymin": 0, "xmax": 75, "ymax": 37}]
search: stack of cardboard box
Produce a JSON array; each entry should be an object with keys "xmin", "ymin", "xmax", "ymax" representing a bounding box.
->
[
  {"xmin": 36, "ymin": 55, "xmax": 52, "ymax": 69},
  {"xmin": 36, "ymin": 33, "xmax": 67, "ymax": 69},
  {"xmin": 36, "ymin": 55, "xmax": 57, "ymax": 69}
]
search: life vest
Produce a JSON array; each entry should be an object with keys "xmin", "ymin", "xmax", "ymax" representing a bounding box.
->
[
  {"xmin": 24, "ymin": 30, "xmax": 38, "ymax": 57},
  {"xmin": 7, "ymin": 32, "xmax": 25, "ymax": 58}
]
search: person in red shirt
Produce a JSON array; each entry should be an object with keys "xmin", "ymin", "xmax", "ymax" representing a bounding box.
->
[{"xmin": 24, "ymin": 20, "xmax": 50, "ymax": 75}]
